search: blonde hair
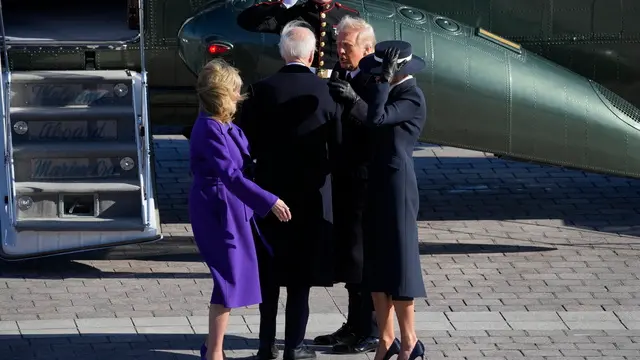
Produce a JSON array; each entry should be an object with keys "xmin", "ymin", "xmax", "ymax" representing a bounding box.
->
[
  {"xmin": 336, "ymin": 16, "xmax": 376, "ymax": 49},
  {"xmin": 196, "ymin": 59, "xmax": 245, "ymax": 123}
]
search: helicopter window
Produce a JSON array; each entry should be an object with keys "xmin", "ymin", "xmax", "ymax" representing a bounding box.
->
[{"xmin": 3, "ymin": 0, "xmax": 139, "ymax": 43}]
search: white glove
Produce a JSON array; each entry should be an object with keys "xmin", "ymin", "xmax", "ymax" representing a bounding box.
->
[{"xmin": 282, "ymin": 0, "xmax": 298, "ymax": 8}]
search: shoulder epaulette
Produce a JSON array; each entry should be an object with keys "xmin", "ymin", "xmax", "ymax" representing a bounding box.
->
[
  {"xmin": 254, "ymin": 0, "xmax": 283, "ymax": 7},
  {"xmin": 335, "ymin": 2, "xmax": 359, "ymax": 14}
]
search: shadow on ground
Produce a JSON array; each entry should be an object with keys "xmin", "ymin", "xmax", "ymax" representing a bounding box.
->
[
  {"xmin": 0, "ymin": 239, "xmax": 553, "ymax": 279},
  {"xmin": 418, "ymin": 242, "xmax": 555, "ymax": 255},
  {"xmin": 155, "ymin": 138, "xmax": 640, "ymax": 239},
  {"xmin": 0, "ymin": 333, "xmax": 335, "ymax": 360},
  {"xmin": 411, "ymin": 144, "xmax": 640, "ymax": 238}
]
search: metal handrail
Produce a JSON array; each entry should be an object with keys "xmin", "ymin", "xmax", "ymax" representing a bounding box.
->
[
  {"xmin": 0, "ymin": 1, "xmax": 16, "ymax": 226},
  {"xmin": 138, "ymin": 0, "xmax": 152, "ymax": 228}
]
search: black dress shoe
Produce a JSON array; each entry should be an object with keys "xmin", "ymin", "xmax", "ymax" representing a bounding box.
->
[
  {"xmin": 332, "ymin": 336, "xmax": 379, "ymax": 354},
  {"xmin": 313, "ymin": 322, "xmax": 356, "ymax": 346},
  {"xmin": 283, "ymin": 345, "xmax": 317, "ymax": 360},
  {"xmin": 256, "ymin": 344, "xmax": 279, "ymax": 360}
]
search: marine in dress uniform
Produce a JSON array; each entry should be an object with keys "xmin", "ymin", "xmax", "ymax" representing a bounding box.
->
[{"xmin": 236, "ymin": 0, "xmax": 359, "ymax": 78}]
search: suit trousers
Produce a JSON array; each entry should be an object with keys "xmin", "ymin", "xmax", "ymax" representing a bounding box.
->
[
  {"xmin": 259, "ymin": 283, "xmax": 311, "ymax": 350},
  {"xmin": 345, "ymin": 283, "xmax": 379, "ymax": 338}
]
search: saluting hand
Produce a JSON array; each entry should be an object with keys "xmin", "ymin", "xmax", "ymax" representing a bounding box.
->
[
  {"xmin": 381, "ymin": 47, "xmax": 403, "ymax": 83},
  {"xmin": 328, "ymin": 78, "xmax": 359, "ymax": 105},
  {"xmin": 271, "ymin": 198, "xmax": 292, "ymax": 222}
]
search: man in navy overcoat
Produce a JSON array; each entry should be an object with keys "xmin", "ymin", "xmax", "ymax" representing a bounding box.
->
[{"xmin": 238, "ymin": 20, "xmax": 342, "ymax": 360}]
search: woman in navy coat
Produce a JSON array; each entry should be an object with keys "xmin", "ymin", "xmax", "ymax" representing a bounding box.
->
[
  {"xmin": 189, "ymin": 59, "xmax": 292, "ymax": 360},
  {"xmin": 357, "ymin": 41, "xmax": 427, "ymax": 360}
]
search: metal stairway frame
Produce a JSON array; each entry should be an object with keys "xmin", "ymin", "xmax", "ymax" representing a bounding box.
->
[
  {"xmin": 134, "ymin": 0, "xmax": 152, "ymax": 228},
  {"xmin": 0, "ymin": 0, "xmax": 16, "ymax": 228},
  {"xmin": 0, "ymin": 0, "xmax": 161, "ymax": 260}
]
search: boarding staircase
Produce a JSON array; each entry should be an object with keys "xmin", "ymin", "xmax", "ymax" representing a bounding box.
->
[{"xmin": 0, "ymin": 0, "xmax": 159, "ymax": 259}]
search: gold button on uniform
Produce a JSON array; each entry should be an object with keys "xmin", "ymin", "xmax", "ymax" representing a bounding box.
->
[
  {"xmin": 321, "ymin": 22, "xmax": 326, "ymax": 27},
  {"xmin": 319, "ymin": 52, "xmax": 324, "ymax": 57},
  {"xmin": 321, "ymin": 31, "xmax": 326, "ymax": 37},
  {"xmin": 320, "ymin": 42, "xmax": 325, "ymax": 47},
  {"xmin": 320, "ymin": 13, "xmax": 326, "ymax": 19},
  {"xmin": 319, "ymin": 61, "xmax": 324, "ymax": 66}
]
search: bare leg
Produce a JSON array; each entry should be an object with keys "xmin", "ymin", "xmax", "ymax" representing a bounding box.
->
[
  {"xmin": 207, "ymin": 304, "xmax": 231, "ymax": 360},
  {"xmin": 393, "ymin": 299, "xmax": 417, "ymax": 360},
  {"xmin": 371, "ymin": 292, "xmax": 395, "ymax": 360}
]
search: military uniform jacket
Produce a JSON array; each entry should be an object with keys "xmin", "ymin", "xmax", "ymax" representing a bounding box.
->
[{"xmin": 237, "ymin": 0, "xmax": 359, "ymax": 73}]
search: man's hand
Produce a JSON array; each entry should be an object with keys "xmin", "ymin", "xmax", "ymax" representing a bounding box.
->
[
  {"xmin": 328, "ymin": 78, "xmax": 359, "ymax": 105},
  {"xmin": 380, "ymin": 47, "xmax": 403, "ymax": 83}
]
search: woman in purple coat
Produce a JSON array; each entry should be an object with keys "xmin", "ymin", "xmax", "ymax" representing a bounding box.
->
[{"xmin": 189, "ymin": 59, "xmax": 292, "ymax": 360}]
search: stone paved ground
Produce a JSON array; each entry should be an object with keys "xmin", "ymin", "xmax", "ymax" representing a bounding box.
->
[{"xmin": 1, "ymin": 135, "xmax": 640, "ymax": 359}]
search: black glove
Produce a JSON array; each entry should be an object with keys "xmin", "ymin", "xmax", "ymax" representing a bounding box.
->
[
  {"xmin": 328, "ymin": 78, "xmax": 359, "ymax": 105},
  {"xmin": 380, "ymin": 47, "xmax": 403, "ymax": 83}
]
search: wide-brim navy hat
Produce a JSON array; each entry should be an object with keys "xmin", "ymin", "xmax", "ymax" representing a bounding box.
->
[{"xmin": 359, "ymin": 40, "xmax": 425, "ymax": 76}]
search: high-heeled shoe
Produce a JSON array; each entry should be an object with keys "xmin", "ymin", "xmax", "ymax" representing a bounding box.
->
[
  {"xmin": 378, "ymin": 338, "xmax": 401, "ymax": 360},
  {"xmin": 404, "ymin": 340, "xmax": 425, "ymax": 360}
]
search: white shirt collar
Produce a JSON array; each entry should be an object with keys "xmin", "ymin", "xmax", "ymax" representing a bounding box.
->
[
  {"xmin": 391, "ymin": 75, "xmax": 413, "ymax": 88},
  {"xmin": 286, "ymin": 62, "xmax": 309, "ymax": 68}
]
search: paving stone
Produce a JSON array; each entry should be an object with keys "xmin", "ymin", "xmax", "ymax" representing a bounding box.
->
[{"xmin": 2, "ymin": 140, "xmax": 640, "ymax": 358}]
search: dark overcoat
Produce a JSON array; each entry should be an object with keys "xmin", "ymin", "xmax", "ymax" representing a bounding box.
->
[
  {"xmin": 360, "ymin": 78, "xmax": 427, "ymax": 298},
  {"xmin": 239, "ymin": 64, "xmax": 341, "ymax": 287},
  {"xmin": 236, "ymin": 0, "xmax": 359, "ymax": 72},
  {"xmin": 329, "ymin": 63, "xmax": 373, "ymax": 284}
]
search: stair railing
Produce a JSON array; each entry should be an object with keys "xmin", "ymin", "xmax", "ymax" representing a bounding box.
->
[
  {"xmin": 137, "ymin": 0, "xmax": 152, "ymax": 228},
  {"xmin": 0, "ymin": 1, "xmax": 16, "ymax": 227}
]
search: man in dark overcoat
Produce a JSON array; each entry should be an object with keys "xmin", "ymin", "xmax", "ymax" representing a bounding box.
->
[
  {"xmin": 312, "ymin": 15, "xmax": 380, "ymax": 354},
  {"xmin": 237, "ymin": 0, "xmax": 359, "ymax": 79},
  {"xmin": 238, "ymin": 21, "xmax": 341, "ymax": 360}
]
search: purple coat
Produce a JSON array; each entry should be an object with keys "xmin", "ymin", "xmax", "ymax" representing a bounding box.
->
[{"xmin": 188, "ymin": 114, "xmax": 278, "ymax": 308}]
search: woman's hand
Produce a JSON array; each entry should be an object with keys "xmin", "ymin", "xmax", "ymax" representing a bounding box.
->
[
  {"xmin": 271, "ymin": 199, "xmax": 292, "ymax": 222},
  {"xmin": 381, "ymin": 47, "xmax": 401, "ymax": 83}
]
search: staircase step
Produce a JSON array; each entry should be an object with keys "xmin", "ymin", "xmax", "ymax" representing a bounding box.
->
[
  {"xmin": 10, "ymin": 71, "xmax": 137, "ymax": 108},
  {"xmin": 10, "ymin": 106, "xmax": 134, "ymax": 119},
  {"xmin": 15, "ymin": 218, "xmax": 145, "ymax": 232},
  {"xmin": 12, "ymin": 70, "xmax": 136, "ymax": 83},
  {"xmin": 13, "ymin": 143, "xmax": 137, "ymax": 159},
  {"xmin": 16, "ymin": 180, "xmax": 141, "ymax": 194},
  {"xmin": 10, "ymin": 106, "xmax": 136, "ymax": 142}
]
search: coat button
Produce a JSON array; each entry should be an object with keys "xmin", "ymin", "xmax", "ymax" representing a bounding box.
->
[
  {"xmin": 321, "ymin": 22, "xmax": 326, "ymax": 27},
  {"xmin": 320, "ymin": 42, "xmax": 325, "ymax": 47},
  {"xmin": 319, "ymin": 51, "xmax": 324, "ymax": 57},
  {"xmin": 320, "ymin": 13, "xmax": 326, "ymax": 19},
  {"xmin": 319, "ymin": 61, "xmax": 325, "ymax": 66},
  {"xmin": 321, "ymin": 31, "xmax": 326, "ymax": 37}
]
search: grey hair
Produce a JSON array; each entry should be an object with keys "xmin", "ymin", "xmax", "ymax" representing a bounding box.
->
[
  {"xmin": 336, "ymin": 15, "xmax": 376, "ymax": 48},
  {"xmin": 279, "ymin": 20, "xmax": 317, "ymax": 61}
]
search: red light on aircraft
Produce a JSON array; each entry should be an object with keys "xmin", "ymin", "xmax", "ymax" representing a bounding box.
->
[{"xmin": 208, "ymin": 44, "xmax": 230, "ymax": 55}]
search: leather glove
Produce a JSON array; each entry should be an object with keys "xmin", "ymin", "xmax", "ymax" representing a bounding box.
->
[
  {"xmin": 380, "ymin": 47, "xmax": 403, "ymax": 83},
  {"xmin": 328, "ymin": 78, "xmax": 359, "ymax": 105}
]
